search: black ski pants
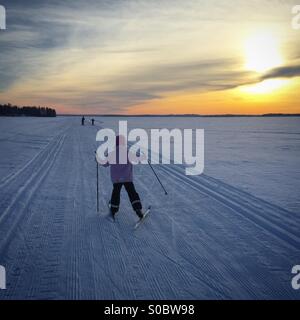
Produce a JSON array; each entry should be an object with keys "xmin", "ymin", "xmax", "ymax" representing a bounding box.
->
[{"xmin": 110, "ymin": 182, "xmax": 142, "ymax": 214}]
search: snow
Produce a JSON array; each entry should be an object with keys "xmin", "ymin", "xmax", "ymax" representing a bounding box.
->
[{"xmin": 0, "ymin": 116, "xmax": 299, "ymax": 300}]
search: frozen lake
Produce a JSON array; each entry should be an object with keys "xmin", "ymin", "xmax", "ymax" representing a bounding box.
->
[{"xmin": 0, "ymin": 116, "xmax": 299, "ymax": 299}]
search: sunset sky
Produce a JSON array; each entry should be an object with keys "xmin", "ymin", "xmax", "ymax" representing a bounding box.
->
[{"xmin": 0, "ymin": 0, "xmax": 299, "ymax": 115}]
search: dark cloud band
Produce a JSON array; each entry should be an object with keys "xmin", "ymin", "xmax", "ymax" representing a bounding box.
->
[{"xmin": 262, "ymin": 65, "xmax": 300, "ymax": 80}]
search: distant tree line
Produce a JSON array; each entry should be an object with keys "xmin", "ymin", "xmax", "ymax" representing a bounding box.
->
[{"xmin": 0, "ymin": 103, "xmax": 56, "ymax": 117}]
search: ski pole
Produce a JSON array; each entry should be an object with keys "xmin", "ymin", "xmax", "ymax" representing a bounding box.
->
[
  {"xmin": 95, "ymin": 151, "xmax": 99, "ymax": 212},
  {"xmin": 147, "ymin": 160, "xmax": 168, "ymax": 195}
]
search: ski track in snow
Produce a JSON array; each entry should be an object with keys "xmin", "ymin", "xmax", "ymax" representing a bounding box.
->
[{"xmin": 0, "ymin": 117, "xmax": 299, "ymax": 300}]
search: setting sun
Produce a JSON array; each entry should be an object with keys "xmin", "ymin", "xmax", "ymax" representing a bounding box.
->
[{"xmin": 244, "ymin": 33, "xmax": 283, "ymax": 73}]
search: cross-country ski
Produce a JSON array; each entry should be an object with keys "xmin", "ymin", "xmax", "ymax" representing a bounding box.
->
[{"xmin": 134, "ymin": 206, "xmax": 151, "ymax": 230}]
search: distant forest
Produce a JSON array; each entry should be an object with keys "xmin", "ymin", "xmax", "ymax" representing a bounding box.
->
[{"xmin": 0, "ymin": 103, "xmax": 56, "ymax": 117}]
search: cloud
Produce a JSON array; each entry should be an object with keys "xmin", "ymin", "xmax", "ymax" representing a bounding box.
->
[
  {"xmin": 261, "ymin": 65, "xmax": 300, "ymax": 80},
  {"xmin": 100, "ymin": 58, "xmax": 258, "ymax": 109},
  {"xmin": 6, "ymin": 57, "xmax": 254, "ymax": 113},
  {"xmin": 46, "ymin": 90, "xmax": 160, "ymax": 113}
]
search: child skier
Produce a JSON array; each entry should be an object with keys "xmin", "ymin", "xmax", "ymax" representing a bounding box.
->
[{"xmin": 97, "ymin": 135, "xmax": 145, "ymax": 221}]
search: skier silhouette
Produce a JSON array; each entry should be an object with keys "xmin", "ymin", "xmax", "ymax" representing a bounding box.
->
[
  {"xmin": 81, "ymin": 116, "xmax": 85, "ymax": 126},
  {"xmin": 91, "ymin": 118, "xmax": 95, "ymax": 126},
  {"xmin": 97, "ymin": 135, "xmax": 144, "ymax": 220}
]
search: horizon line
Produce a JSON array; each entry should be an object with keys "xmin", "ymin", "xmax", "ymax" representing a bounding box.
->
[{"xmin": 57, "ymin": 113, "xmax": 300, "ymax": 117}]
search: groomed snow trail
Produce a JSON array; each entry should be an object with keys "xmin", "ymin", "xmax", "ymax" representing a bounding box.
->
[{"xmin": 0, "ymin": 117, "xmax": 299, "ymax": 300}]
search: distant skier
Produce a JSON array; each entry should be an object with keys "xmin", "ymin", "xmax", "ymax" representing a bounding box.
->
[
  {"xmin": 97, "ymin": 135, "xmax": 145, "ymax": 221},
  {"xmin": 81, "ymin": 116, "xmax": 85, "ymax": 126},
  {"xmin": 91, "ymin": 118, "xmax": 95, "ymax": 126}
]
